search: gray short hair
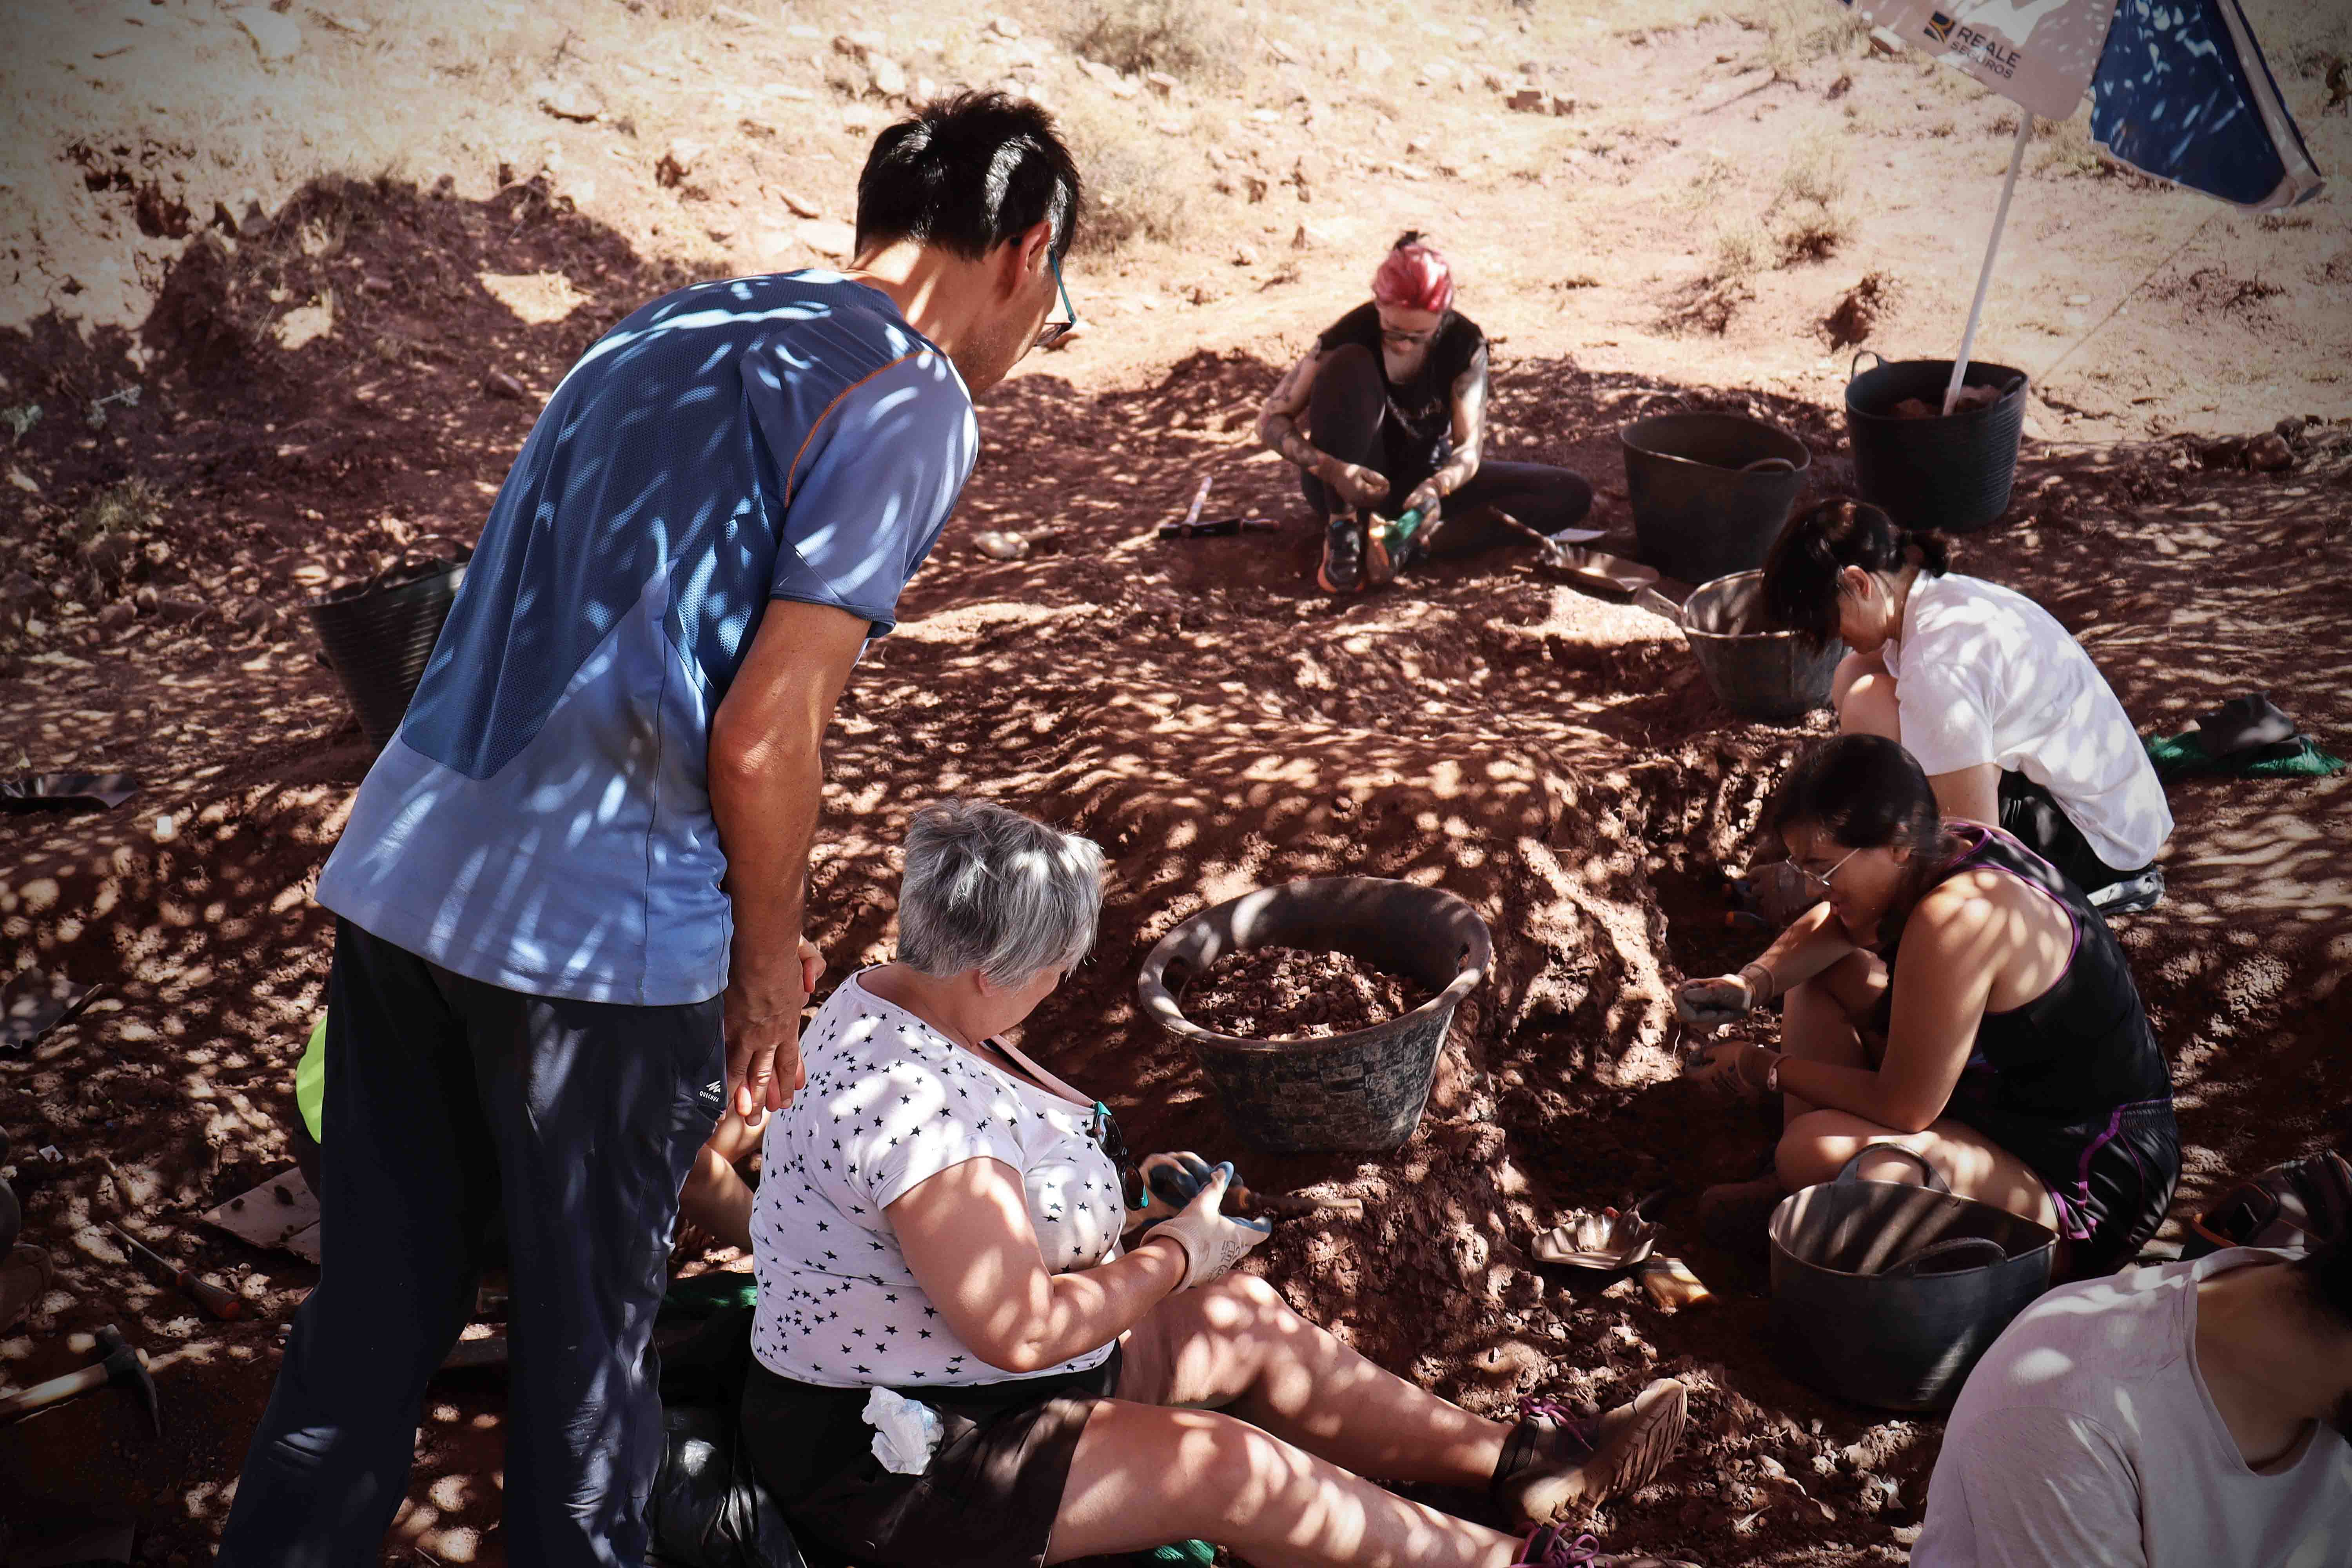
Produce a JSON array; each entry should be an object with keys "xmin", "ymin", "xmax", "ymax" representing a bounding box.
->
[{"xmin": 898, "ymin": 799, "xmax": 1104, "ymax": 986}]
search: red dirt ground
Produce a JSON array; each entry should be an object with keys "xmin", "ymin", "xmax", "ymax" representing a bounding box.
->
[{"xmin": 2, "ymin": 170, "xmax": 2348, "ymax": 1567}]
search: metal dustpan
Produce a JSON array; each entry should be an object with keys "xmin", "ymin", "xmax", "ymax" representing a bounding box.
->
[
  {"xmin": 1532, "ymin": 1202, "xmax": 1663, "ymax": 1272},
  {"xmin": 202, "ymin": 1165, "xmax": 321, "ymax": 1261},
  {"xmin": 0, "ymin": 773, "xmax": 141, "ymax": 813},
  {"xmin": 1540, "ymin": 544, "xmax": 1659, "ymax": 599}
]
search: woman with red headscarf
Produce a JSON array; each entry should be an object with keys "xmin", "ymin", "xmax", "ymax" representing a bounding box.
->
[{"xmin": 1258, "ymin": 233, "xmax": 1593, "ymax": 593}]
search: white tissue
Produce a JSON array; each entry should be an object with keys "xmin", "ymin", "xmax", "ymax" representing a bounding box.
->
[{"xmin": 863, "ymin": 1387, "xmax": 944, "ymax": 1475}]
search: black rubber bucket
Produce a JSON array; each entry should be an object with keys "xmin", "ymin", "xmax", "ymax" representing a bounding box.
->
[
  {"xmin": 1844, "ymin": 352, "xmax": 2029, "ymax": 535},
  {"xmin": 1679, "ymin": 570, "xmax": 1846, "ymax": 722},
  {"xmin": 1769, "ymin": 1146, "xmax": 2058, "ymax": 1412},
  {"xmin": 305, "ymin": 555, "xmax": 468, "ymax": 751},
  {"xmin": 1136, "ymin": 877, "xmax": 1491, "ymax": 1154},
  {"xmin": 1620, "ymin": 413, "xmax": 1811, "ymax": 586}
]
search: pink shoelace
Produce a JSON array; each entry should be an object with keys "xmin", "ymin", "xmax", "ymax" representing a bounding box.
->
[
  {"xmin": 1510, "ymin": 1526, "xmax": 1608, "ymax": 1568},
  {"xmin": 1517, "ymin": 1395, "xmax": 1602, "ymax": 1457}
]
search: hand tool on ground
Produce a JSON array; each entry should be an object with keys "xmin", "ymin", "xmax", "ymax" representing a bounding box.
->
[
  {"xmin": 0, "ymin": 1325, "xmax": 160, "ymax": 1435},
  {"xmin": 1177, "ymin": 475, "xmax": 1213, "ymax": 530},
  {"xmin": 1158, "ymin": 515, "xmax": 1280, "ymax": 539},
  {"xmin": 109, "ymin": 1223, "xmax": 244, "ymax": 1321},
  {"xmin": 1634, "ymin": 1255, "xmax": 1713, "ymax": 1312}
]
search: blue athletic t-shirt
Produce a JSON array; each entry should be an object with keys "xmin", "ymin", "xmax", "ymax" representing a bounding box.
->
[{"xmin": 315, "ymin": 271, "xmax": 976, "ymax": 1005}]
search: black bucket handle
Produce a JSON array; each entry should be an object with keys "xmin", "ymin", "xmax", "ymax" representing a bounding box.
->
[
  {"xmin": 1835, "ymin": 1143, "xmax": 1951, "ymax": 1194},
  {"xmin": 1882, "ymin": 1235, "xmax": 2010, "ymax": 1278},
  {"xmin": 1849, "ymin": 349, "xmax": 1886, "ymax": 384}
]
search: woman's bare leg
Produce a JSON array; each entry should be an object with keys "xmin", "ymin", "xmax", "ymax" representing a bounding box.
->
[
  {"xmin": 1117, "ymin": 1272, "xmax": 1508, "ymax": 1487},
  {"xmin": 1048, "ymin": 1400, "xmax": 1522, "ymax": 1568},
  {"xmin": 1774, "ymin": 949, "xmax": 1886, "ymax": 1121},
  {"xmin": 1832, "ymin": 650, "xmax": 1899, "ymax": 741},
  {"xmin": 1776, "ymin": 1111, "xmax": 2061, "ymax": 1230}
]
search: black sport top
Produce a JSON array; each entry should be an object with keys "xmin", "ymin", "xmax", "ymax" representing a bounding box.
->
[
  {"xmin": 1316, "ymin": 303, "xmax": 1486, "ymax": 468},
  {"xmin": 1884, "ymin": 826, "xmax": 2171, "ymax": 1122}
]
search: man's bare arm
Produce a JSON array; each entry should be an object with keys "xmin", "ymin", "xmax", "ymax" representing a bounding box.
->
[{"xmin": 708, "ymin": 598, "xmax": 866, "ymax": 1115}]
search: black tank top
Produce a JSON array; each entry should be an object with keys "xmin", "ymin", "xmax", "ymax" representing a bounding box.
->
[
  {"xmin": 1884, "ymin": 826, "xmax": 2169, "ymax": 1122},
  {"xmin": 1316, "ymin": 303, "xmax": 1485, "ymax": 466}
]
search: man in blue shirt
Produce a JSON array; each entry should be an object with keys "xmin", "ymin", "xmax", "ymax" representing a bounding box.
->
[{"xmin": 220, "ymin": 93, "xmax": 1084, "ymax": 1568}]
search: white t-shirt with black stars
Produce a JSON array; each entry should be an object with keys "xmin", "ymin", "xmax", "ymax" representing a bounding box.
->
[{"xmin": 749, "ymin": 971, "xmax": 1126, "ymax": 1389}]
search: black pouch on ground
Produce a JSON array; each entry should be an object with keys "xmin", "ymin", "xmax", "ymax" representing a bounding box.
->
[
  {"xmin": 648, "ymin": 1303, "xmax": 810, "ymax": 1568},
  {"xmin": 2193, "ymin": 692, "xmax": 2300, "ymax": 758},
  {"xmin": 2182, "ymin": 1145, "xmax": 2352, "ymax": 1259}
]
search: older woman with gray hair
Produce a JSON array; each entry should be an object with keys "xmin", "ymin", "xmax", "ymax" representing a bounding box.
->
[{"xmin": 739, "ymin": 798, "xmax": 1695, "ymax": 1568}]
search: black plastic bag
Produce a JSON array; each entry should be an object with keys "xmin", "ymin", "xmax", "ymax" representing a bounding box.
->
[{"xmin": 648, "ymin": 1304, "xmax": 807, "ymax": 1568}]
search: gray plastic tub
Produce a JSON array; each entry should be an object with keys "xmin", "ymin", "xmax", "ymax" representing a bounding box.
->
[{"xmin": 1679, "ymin": 570, "xmax": 1845, "ymax": 722}]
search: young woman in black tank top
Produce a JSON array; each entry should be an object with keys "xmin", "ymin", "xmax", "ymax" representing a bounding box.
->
[
  {"xmin": 1254, "ymin": 233, "xmax": 1595, "ymax": 593},
  {"xmin": 1675, "ymin": 735, "xmax": 2179, "ymax": 1278}
]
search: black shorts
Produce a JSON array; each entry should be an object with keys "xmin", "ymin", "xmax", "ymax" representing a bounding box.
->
[
  {"xmin": 740, "ymin": 1348, "xmax": 1121, "ymax": 1568},
  {"xmin": 1996, "ymin": 771, "xmax": 2147, "ymax": 899},
  {"xmin": 1947, "ymin": 1095, "xmax": 2179, "ymax": 1278}
]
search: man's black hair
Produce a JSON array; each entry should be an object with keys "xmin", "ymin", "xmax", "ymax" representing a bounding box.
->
[{"xmin": 855, "ymin": 92, "xmax": 1083, "ymax": 265}]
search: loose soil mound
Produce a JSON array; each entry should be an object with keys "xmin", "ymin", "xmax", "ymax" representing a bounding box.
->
[{"xmin": 1181, "ymin": 945, "xmax": 1434, "ymax": 1039}]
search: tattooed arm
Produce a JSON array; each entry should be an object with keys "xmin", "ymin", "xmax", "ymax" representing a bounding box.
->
[
  {"xmin": 1258, "ymin": 350, "xmax": 1387, "ymax": 509},
  {"xmin": 1402, "ymin": 345, "xmax": 1490, "ymax": 524}
]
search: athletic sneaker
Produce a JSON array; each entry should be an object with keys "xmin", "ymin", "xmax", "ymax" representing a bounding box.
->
[
  {"xmin": 1317, "ymin": 513, "xmax": 1365, "ymax": 593},
  {"xmin": 1492, "ymin": 1380, "xmax": 1690, "ymax": 1526},
  {"xmin": 1510, "ymin": 1524, "xmax": 1701, "ymax": 1568},
  {"xmin": 2088, "ymin": 867, "xmax": 2164, "ymax": 915}
]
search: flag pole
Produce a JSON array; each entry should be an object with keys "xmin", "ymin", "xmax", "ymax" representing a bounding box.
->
[{"xmin": 1946, "ymin": 113, "xmax": 2034, "ymax": 414}]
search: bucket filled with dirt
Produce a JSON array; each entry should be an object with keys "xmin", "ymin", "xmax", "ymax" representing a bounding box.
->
[
  {"xmin": 1619, "ymin": 412, "xmax": 1811, "ymax": 586},
  {"xmin": 1136, "ymin": 877, "xmax": 1490, "ymax": 1154},
  {"xmin": 1679, "ymin": 569, "xmax": 1845, "ymax": 722},
  {"xmin": 1845, "ymin": 352, "xmax": 2028, "ymax": 535}
]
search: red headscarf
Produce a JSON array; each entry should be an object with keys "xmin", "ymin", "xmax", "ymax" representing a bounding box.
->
[{"xmin": 1370, "ymin": 233, "xmax": 1454, "ymax": 314}]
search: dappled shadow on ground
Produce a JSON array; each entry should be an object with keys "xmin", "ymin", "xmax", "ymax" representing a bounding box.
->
[
  {"xmin": 4, "ymin": 167, "xmax": 2350, "ymax": 1565},
  {"xmin": 0, "ymin": 171, "xmax": 708, "ymax": 1565}
]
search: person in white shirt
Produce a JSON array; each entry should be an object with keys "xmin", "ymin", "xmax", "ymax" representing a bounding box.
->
[
  {"xmin": 738, "ymin": 799, "xmax": 1696, "ymax": 1568},
  {"xmin": 1915, "ymin": 1238, "xmax": 2352, "ymax": 1566},
  {"xmin": 1760, "ymin": 498, "xmax": 2172, "ymax": 913}
]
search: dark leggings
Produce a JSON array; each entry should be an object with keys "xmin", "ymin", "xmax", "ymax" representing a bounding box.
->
[{"xmin": 1297, "ymin": 342, "xmax": 1593, "ymax": 555}]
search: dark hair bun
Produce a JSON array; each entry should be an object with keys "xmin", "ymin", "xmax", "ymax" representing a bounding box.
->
[{"xmin": 1909, "ymin": 529, "xmax": 1953, "ymax": 577}]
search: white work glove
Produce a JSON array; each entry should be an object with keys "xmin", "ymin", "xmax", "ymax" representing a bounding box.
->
[
  {"xmin": 1149, "ymin": 1164, "xmax": 1272, "ymax": 1291},
  {"xmin": 1674, "ymin": 962, "xmax": 1773, "ymax": 1029}
]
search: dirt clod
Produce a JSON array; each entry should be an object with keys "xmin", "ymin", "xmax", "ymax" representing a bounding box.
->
[{"xmin": 1821, "ymin": 272, "xmax": 1891, "ymax": 350}]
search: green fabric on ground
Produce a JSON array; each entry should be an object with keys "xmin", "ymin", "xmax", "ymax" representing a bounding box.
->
[
  {"xmin": 296, "ymin": 1015, "xmax": 327, "ymax": 1143},
  {"xmin": 662, "ymin": 1272, "xmax": 759, "ymax": 1318},
  {"xmin": 2145, "ymin": 731, "xmax": 2347, "ymax": 784}
]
